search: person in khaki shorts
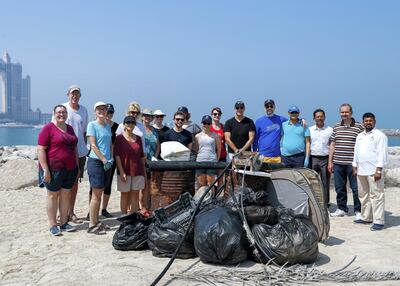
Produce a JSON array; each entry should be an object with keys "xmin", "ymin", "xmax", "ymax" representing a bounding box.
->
[
  {"xmin": 114, "ymin": 116, "xmax": 146, "ymax": 215},
  {"xmin": 352, "ymin": 112, "xmax": 388, "ymax": 231}
]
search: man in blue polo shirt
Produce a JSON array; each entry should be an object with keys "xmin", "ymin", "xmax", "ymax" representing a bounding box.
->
[{"xmin": 281, "ymin": 106, "xmax": 311, "ymax": 168}]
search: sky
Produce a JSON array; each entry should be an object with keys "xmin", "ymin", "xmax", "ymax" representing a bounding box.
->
[{"xmin": 1, "ymin": 0, "xmax": 399, "ymax": 128}]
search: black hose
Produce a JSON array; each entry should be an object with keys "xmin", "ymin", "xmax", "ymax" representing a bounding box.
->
[{"xmin": 149, "ymin": 160, "xmax": 233, "ymax": 286}]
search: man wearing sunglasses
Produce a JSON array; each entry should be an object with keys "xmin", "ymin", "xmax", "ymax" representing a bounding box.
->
[
  {"xmin": 253, "ymin": 99, "xmax": 288, "ymax": 163},
  {"xmin": 164, "ymin": 111, "xmax": 193, "ymax": 151},
  {"xmin": 280, "ymin": 105, "xmax": 311, "ymax": 168},
  {"xmin": 224, "ymin": 101, "xmax": 256, "ymax": 161}
]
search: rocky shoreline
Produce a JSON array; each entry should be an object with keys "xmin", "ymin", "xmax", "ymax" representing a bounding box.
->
[{"xmin": 0, "ymin": 145, "xmax": 399, "ymax": 190}]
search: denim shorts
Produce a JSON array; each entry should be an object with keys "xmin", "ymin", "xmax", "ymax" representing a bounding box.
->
[
  {"xmin": 39, "ymin": 167, "xmax": 79, "ymax": 192},
  {"xmin": 196, "ymin": 169, "xmax": 217, "ymax": 175},
  {"xmin": 87, "ymin": 157, "xmax": 112, "ymax": 189}
]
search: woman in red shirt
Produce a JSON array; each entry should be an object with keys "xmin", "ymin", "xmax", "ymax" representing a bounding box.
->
[
  {"xmin": 210, "ymin": 107, "xmax": 227, "ymax": 189},
  {"xmin": 38, "ymin": 105, "xmax": 79, "ymax": 236},
  {"xmin": 114, "ymin": 116, "xmax": 146, "ymax": 215}
]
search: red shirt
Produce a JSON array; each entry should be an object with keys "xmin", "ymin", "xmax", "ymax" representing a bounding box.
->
[
  {"xmin": 210, "ymin": 123, "xmax": 227, "ymax": 159},
  {"xmin": 114, "ymin": 134, "xmax": 145, "ymax": 176},
  {"xmin": 38, "ymin": 123, "xmax": 78, "ymax": 171}
]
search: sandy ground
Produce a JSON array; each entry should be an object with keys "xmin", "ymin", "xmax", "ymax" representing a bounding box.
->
[{"xmin": 1, "ymin": 177, "xmax": 399, "ymax": 286}]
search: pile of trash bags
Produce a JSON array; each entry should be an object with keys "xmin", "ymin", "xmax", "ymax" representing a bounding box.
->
[{"xmin": 112, "ymin": 188, "xmax": 319, "ymax": 266}]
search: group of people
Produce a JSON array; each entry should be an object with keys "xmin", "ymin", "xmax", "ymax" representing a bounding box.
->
[{"xmin": 38, "ymin": 85, "xmax": 388, "ymax": 236}]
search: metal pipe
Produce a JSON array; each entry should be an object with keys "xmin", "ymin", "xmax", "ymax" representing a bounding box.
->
[{"xmin": 148, "ymin": 161, "xmax": 228, "ymax": 171}]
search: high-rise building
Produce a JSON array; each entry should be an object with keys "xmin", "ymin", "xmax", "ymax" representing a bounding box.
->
[{"xmin": 0, "ymin": 51, "xmax": 49, "ymax": 124}]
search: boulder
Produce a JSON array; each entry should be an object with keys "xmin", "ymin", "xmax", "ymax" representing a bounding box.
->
[
  {"xmin": 0, "ymin": 159, "xmax": 38, "ymax": 190},
  {"xmin": 384, "ymin": 168, "xmax": 400, "ymax": 188}
]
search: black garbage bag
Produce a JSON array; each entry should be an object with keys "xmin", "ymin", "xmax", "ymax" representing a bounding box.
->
[
  {"xmin": 252, "ymin": 208, "xmax": 319, "ymax": 265},
  {"xmin": 112, "ymin": 212, "xmax": 154, "ymax": 251},
  {"xmin": 244, "ymin": 205, "xmax": 278, "ymax": 226},
  {"xmin": 147, "ymin": 221, "xmax": 196, "ymax": 259},
  {"xmin": 226, "ymin": 187, "xmax": 269, "ymax": 208},
  {"xmin": 194, "ymin": 207, "xmax": 249, "ymax": 265},
  {"xmin": 148, "ymin": 192, "xmax": 197, "ymax": 259}
]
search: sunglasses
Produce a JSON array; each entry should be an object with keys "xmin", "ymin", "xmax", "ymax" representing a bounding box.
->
[
  {"xmin": 125, "ymin": 121, "xmax": 135, "ymax": 125},
  {"xmin": 265, "ymin": 105, "xmax": 274, "ymax": 108},
  {"xmin": 175, "ymin": 118, "xmax": 185, "ymax": 122},
  {"xmin": 129, "ymin": 111, "xmax": 139, "ymax": 115},
  {"xmin": 290, "ymin": 112, "xmax": 299, "ymax": 115},
  {"xmin": 235, "ymin": 106, "xmax": 244, "ymax": 110},
  {"xmin": 202, "ymin": 122, "xmax": 211, "ymax": 125},
  {"xmin": 107, "ymin": 111, "xmax": 114, "ymax": 114},
  {"xmin": 212, "ymin": 113, "xmax": 221, "ymax": 116},
  {"xmin": 155, "ymin": 115, "xmax": 164, "ymax": 118}
]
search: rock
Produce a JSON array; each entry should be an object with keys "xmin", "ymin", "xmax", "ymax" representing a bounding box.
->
[
  {"xmin": 388, "ymin": 147, "xmax": 400, "ymax": 156},
  {"xmin": 0, "ymin": 159, "xmax": 38, "ymax": 190},
  {"xmin": 384, "ymin": 168, "xmax": 400, "ymax": 188}
]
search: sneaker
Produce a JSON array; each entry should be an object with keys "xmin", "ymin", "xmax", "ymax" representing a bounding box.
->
[
  {"xmin": 101, "ymin": 209, "xmax": 113, "ymax": 218},
  {"xmin": 330, "ymin": 209, "xmax": 346, "ymax": 217},
  {"xmin": 60, "ymin": 223, "xmax": 77, "ymax": 232},
  {"xmin": 354, "ymin": 211, "xmax": 363, "ymax": 221},
  {"xmin": 370, "ymin": 224, "xmax": 384, "ymax": 231},
  {"xmin": 50, "ymin": 226, "xmax": 61, "ymax": 236}
]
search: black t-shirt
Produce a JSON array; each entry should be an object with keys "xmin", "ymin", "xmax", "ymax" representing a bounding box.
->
[
  {"xmin": 110, "ymin": 122, "xmax": 119, "ymax": 144},
  {"xmin": 223, "ymin": 116, "xmax": 256, "ymax": 153},
  {"xmin": 164, "ymin": 128, "xmax": 193, "ymax": 148},
  {"xmin": 154, "ymin": 125, "xmax": 170, "ymax": 144}
]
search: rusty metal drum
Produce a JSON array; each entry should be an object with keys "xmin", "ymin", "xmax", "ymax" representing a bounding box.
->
[{"xmin": 150, "ymin": 170, "xmax": 195, "ymax": 209}]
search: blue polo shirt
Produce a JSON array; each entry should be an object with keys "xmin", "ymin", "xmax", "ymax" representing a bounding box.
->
[{"xmin": 281, "ymin": 120, "xmax": 310, "ymax": 156}]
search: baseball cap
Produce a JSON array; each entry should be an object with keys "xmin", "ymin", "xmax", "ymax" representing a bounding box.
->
[
  {"xmin": 201, "ymin": 115, "xmax": 212, "ymax": 124},
  {"xmin": 142, "ymin": 108, "xmax": 153, "ymax": 116},
  {"xmin": 68, "ymin": 85, "xmax": 81, "ymax": 94},
  {"xmin": 153, "ymin": 109, "xmax": 166, "ymax": 116},
  {"xmin": 234, "ymin": 101, "xmax": 245, "ymax": 108},
  {"xmin": 177, "ymin": 106, "xmax": 189, "ymax": 113},
  {"xmin": 93, "ymin": 101, "xmax": 107, "ymax": 111},
  {"xmin": 106, "ymin": 103, "xmax": 115, "ymax": 113},
  {"xmin": 288, "ymin": 105, "xmax": 300, "ymax": 113},
  {"xmin": 123, "ymin": 116, "xmax": 136, "ymax": 124},
  {"xmin": 264, "ymin": 99, "xmax": 275, "ymax": 107}
]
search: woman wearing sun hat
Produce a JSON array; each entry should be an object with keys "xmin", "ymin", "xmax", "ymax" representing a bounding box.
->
[{"xmin": 152, "ymin": 109, "xmax": 170, "ymax": 144}]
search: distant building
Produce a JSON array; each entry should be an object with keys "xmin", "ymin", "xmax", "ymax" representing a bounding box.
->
[{"xmin": 0, "ymin": 52, "xmax": 49, "ymax": 124}]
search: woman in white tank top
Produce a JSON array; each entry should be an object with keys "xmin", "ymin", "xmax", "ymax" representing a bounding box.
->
[{"xmin": 195, "ymin": 115, "xmax": 221, "ymax": 188}]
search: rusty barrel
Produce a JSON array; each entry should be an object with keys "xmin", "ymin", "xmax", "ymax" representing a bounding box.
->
[{"xmin": 151, "ymin": 170, "xmax": 195, "ymax": 209}]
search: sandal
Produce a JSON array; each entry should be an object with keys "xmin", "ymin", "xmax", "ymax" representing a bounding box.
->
[
  {"xmin": 69, "ymin": 214, "xmax": 83, "ymax": 224},
  {"xmin": 98, "ymin": 222, "xmax": 111, "ymax": 230},
  {"xmin": 87, "ymin": 223, "xmax": 106, "ymax": 235}
]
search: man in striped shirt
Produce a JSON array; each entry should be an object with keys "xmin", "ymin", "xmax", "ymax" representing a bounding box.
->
[{"xmin": 328, "ymin": 103, "xmax": 364, "ymax": 218}]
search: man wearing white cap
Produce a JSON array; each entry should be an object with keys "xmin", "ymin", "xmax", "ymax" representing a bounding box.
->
[{"xmin": 63, "ymin": 85, "xmax": 89, "ymax": 224}]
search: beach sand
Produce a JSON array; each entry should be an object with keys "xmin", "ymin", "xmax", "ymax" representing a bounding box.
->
[{"xmin": 1, "ymin": 178, "xmax": 399, "ymax": 285}]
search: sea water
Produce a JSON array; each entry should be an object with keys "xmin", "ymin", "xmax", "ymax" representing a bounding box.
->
[{"xmin": 0, "ymin": 127, "xmax": 400, "ymax": 147}]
